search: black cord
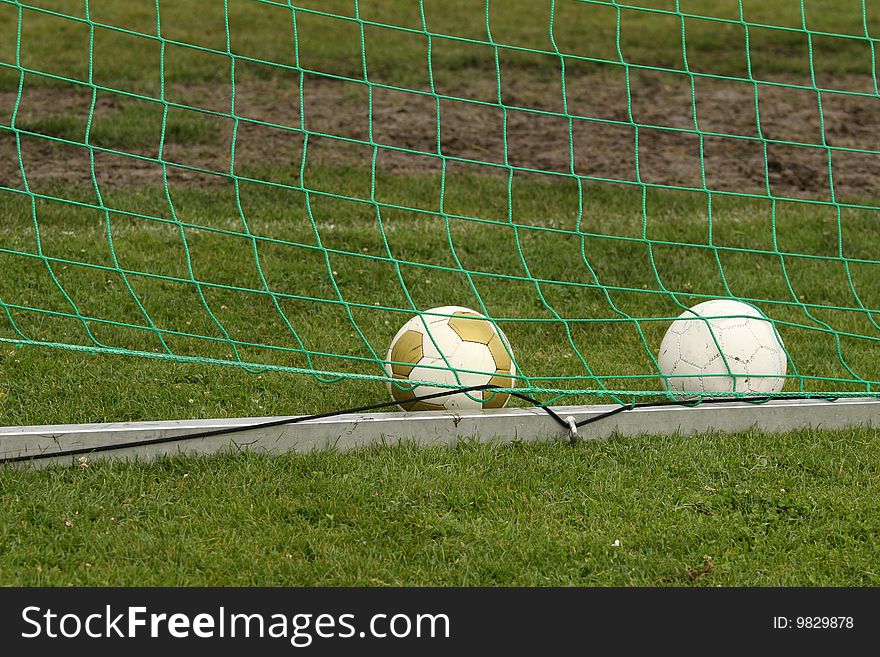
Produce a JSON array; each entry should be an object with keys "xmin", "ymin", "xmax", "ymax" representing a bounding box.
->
[
  {"xmin": 0, "ymin": 385, "xmax": 864, "ymax": 464},
  {"xmin": 2, "ymin": 384, "xmax": 499, "ymax": 464}
]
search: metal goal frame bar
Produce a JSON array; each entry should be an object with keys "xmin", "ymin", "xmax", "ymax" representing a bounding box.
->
[{"xmin": 1, "ymin": 397, "xmax": 878, "ymax": 467}]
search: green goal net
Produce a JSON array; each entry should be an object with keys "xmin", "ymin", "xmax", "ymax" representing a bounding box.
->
[{"xmin": 0, "ymin": 0, "xmax": 879, "ymax": 407}]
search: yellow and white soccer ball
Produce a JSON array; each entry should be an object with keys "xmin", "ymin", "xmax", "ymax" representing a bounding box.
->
[
  {"xmin": 384, "ymin": 305, "xmax": 516, "ymax": 411},
  {"xmin": 657, "ymin": 299, "xmax": 787, "ymax": 395}
]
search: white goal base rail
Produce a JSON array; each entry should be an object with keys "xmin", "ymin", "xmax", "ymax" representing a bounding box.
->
[{"xmin": 1, "ymin": 397, "xmax": 878, "ymax": 468}]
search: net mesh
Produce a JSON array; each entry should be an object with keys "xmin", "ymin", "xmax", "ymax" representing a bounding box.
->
[{"xmin": 1, "ymin": 0, "xmax": 879, "ymax": 404}]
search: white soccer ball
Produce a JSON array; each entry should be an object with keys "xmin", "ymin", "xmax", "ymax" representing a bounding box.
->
[
  {"xmin": 657, "ymin": 299, "xmax": 787, "ymax": 395},
  {"xmin": 384, "ymin": 305, "xmax": 516, "ymax": 411}
]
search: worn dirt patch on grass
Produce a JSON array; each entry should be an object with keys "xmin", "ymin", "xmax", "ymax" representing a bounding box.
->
[{"xmin": 3, "ymin": 72, "xmax": 880, "ymax": 204}]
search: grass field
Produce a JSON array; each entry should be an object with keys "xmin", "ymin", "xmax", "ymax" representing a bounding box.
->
[
  {"xmin": 1, "ymin": 0, "xmax": 879, "ymax": 586},
  {"xmin": 2, "ymin": 428, "xmax": 879, "ymax": 586},
  {"xmin": 0, "ymin": 177, "xmax": 879, "ymax": 425}
]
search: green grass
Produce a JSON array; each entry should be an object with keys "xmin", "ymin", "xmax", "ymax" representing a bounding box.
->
[
  {"xmin": 11, "ymin": 99, "xmax": 224, "ymax": 150},
  {"xmin": 0, "ymin": 171, "xmax": 879, "ymax": 426},
  {"xmin": 2, "ymin": 0, "xmax": 878, "ymax": 93},
  {"xmin": 1, "ymin": 428, "xmax": 878, "ymax": 586}
]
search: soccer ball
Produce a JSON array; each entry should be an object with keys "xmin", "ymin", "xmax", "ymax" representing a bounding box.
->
[
  {"xmin": 657, "ymin": 299, "xmax": 787, "ymax": 395},
  {"xmin": 384, "ymin": 305, "xmax": 516, "ymax": 411}
]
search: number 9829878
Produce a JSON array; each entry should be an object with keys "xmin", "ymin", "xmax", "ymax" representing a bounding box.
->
[{"xmin": 796, "ymin": 617, "xmax": 853, "ymax": 629}]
